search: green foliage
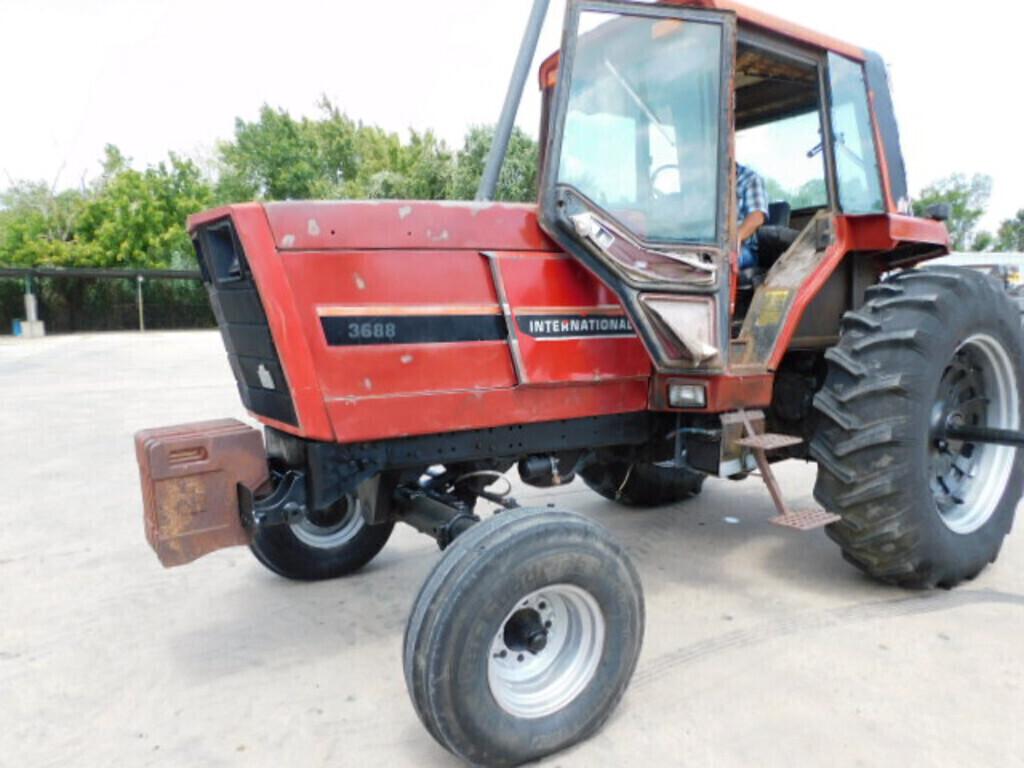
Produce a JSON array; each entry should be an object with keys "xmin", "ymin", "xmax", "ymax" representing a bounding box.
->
[
  {"xmin": 363, "ymin": 129, "xmax": 454, "ymax": 201},
  {"xmin": 217, "ymin": 104, "xmax": 339, "ymax": 201},
  {"xmin": 0, "ymin": 274, "xmax": 215, "ymax": 334},
  {"xmin": 972, "ymin": 231, "xmax": 996, "ymax": 252},
  {"xmin": 759, "ymin": 176, "xmax": 828, "ymax": 212},
  {"xmin": 996, "ymin": 210, "xmax": 1024, "ymax": 252},
  {"xmin": 73, "ymin": 148, "xmax": 214, "ymax": 268},
  {"xmin": 0, "ymin": 103, "xmax": 545, "ymax": 334},
  {"xmin": 449, "ymin": 126, "xmax": 539, "ymax": 203},
  {"xmin": 0, "ymin": 105, "xmax": 541, "ymax": 278},
  {"xmin": 216, "ymin": 99, "xmax": 456, "ymax": 202},
  {"xmin": 0, "ymin": 278, "xmax": 26, "ymax": 333},
  {"xmin": 213, "ymin": 104, "xmax": 537, "ymax": 205},
  {"xmin": 912, "ymin": 173, "xmax": 993, "ymax": 251},
  {"xmin": 0, "ymin": 181, "xmax": 85, "ymax": 267},
  {"xmin": 0, "ymin": 145, "xmax": 213, "ymax": 269},
  {"xmin": 763, "ymin": 176, "xmax": 788, "ymax": 204}
]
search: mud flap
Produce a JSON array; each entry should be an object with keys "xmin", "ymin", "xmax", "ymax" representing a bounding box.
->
[{"xmin": 135, "ymin": 419, "xmax": 270, "ymax": 568}]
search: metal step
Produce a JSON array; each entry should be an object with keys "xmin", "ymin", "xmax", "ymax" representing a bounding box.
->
[
  {"xmin": 735, "ymin": 433, "xmax": 804, "ymax": 452},
  {"xmin": 732, "ymin": 411, "xmax": 835, "ymax": 533},
  {"xmin": 769, "ymin": 508, "xmax": 842, "ymax": 532}
]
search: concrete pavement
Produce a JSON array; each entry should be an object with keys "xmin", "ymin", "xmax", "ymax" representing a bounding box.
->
[{"xmin": 1, "ymin": 331, "xmax": 1022, "ymax": 767}]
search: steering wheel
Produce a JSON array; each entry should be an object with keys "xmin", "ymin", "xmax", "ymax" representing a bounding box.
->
[{"xmin": 649, "ymin": 164, "xmax": 679, "ymax": 200}]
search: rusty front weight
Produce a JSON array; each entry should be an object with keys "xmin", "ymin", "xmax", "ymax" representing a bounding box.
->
[{"xmin": 135, "ymin": 419, "xmax": 270, "ymax": 568}]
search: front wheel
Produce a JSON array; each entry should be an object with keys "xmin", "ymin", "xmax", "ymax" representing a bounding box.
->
[
  {"xmin": 404, "ymin": 509, "xmax": 644, "ymax": 767},
  {"xmin": 249, "ymin": 494, "xmax": 393, "ymax": 582},
  {"xmin": 812, "ymin": 267, "xmax": 1024, "ymax": 589}
]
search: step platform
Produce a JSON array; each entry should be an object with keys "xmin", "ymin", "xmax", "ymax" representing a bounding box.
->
[
  {"xmin": 769, "ymin": 508, "xmax": 842, "ymax": 531},
  {"xmin": 731, "ymin": 416, "xmax": 841, "ymax": 533},
  {"xmin": 736, "ymin": 433, "xmax": 804, "ymax": 452}
]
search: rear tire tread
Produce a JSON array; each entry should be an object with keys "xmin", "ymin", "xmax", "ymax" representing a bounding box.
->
[{"xmin": 813, "ymin": 267, "xmax": 1024, "ymax": 589}]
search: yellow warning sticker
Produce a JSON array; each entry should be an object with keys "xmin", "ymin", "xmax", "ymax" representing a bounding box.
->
[{"xmin": 756, "ymin": 289, "xmax": 791, "ymax": 327}]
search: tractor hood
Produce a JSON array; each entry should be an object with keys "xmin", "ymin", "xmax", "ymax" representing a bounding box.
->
[{"xmin": 261, "ymin": 200, "xmax": 557, "ymax": 253}]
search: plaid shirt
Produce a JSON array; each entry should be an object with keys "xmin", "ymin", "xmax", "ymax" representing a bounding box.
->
[{"xmin": 737, "ymin": 163, "xmax": 769, "ymax": 268}]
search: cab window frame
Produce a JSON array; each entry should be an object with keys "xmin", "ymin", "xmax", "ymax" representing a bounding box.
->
[
  {"xmin": 734, "ymin": 29, "xmax": 839, "ymax": 218},
  {"xmin": 540, "ymin": 0, "xmax": 738, "ymax": 253},
  {"xmin": 825, "ymin": 52, "xmax": 889, "ymax": 215}
]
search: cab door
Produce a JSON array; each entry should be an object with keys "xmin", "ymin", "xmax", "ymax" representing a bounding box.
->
[{"xmin": 539, "ymin": 0, "xmax": 737, "ymax": 372}]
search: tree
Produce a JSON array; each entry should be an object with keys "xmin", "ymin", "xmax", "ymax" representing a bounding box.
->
[
  {"xmin": 996, "ymin": 210, "xmax": 1024, "ymax": 252},
  {"xmin": 216, "ymin": 98, "xmax": 455, "ymax": 203},
  {"xmin": 216, "ymin": 105, "xmax": 331, "ymax": 201},
  {"xmin": 0, "ymin": 181, "xmax": 86, "ymax": 267},
  {"xmin": 71, "ymin": 146, "xmax": 214, "ymax": 268},
  {"xmin": 754, "ymin": 176, "xmax": 827, "ymax": 212},
  {"xmin": 972, "ymin": 231, "xmax": 996, "ymax": 253},
  {"xmin": 448, "ymin": 126, "xmax": 540, "ymax": 203},
  {"xmin": 1, "ymin": 145, "xmax": 213, "ymax": 270},
  {"xmin": 361, "ymin": 129, "xmax": 453, "ymax": 201},
  {"xmin": 913, "ymin": 173, "xmax": 993, "ymax": 251}
]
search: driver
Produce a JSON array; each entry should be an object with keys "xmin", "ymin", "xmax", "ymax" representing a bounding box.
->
[{"xmin": 737, "ymin": 163, "xmax": 769, "ymax": 269}]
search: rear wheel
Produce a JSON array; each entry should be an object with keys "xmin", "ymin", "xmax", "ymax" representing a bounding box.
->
[
  {"xmin": 249, "ymin": 495, "xmax": 393, "ymax": 582},
  {"xmin": 812, "ymin": 267, "xmax": 1024, "ymax": 588},
  {"xmin": 404, "ymin": 508, "xmax": 644, "ymax": 767},
  {"xmin": 580, "ymin": 451, "xmax": 705, "ymax": 507}
]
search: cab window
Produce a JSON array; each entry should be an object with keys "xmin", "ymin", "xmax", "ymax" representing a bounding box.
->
[
  {"xmin": 828, "ymin": 53, "xmax": 886, "ymax": 213},
  {"xmin": 734, "ymin": 42, "xmax": 829, "ymax": 219},
  {"xmin": 736, "ymin": 110, "xmax": 828, "ymax": 211},
  {"xmin": 557, "ymin": 12, "xmax": 725, "ymax": 244}
]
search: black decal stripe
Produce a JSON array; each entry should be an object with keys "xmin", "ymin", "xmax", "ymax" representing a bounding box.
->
[{"xmin": 322, "ymin": 315, "xmax": 508, "ymax": 347}]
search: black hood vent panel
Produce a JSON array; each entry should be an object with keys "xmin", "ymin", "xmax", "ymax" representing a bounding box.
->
[{"xmin": 193, "ymin": 221, "xmax": 298, "ymax": 427}]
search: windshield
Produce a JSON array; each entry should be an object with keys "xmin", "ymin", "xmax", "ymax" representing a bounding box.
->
[
  {"xmin": 557, "ymin": 12, "xmax": 724, "ymax": 244},
  {"xmin": 828, "ymin": 53, "xmax": 885, "ymax": 214}
]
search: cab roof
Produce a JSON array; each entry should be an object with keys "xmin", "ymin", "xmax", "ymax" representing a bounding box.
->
[
  {"xmin": 540, "ymin": 0, "xmax": 866, "ymax": 86},
  {"xmin": 682, "ymin": 0, "xmax": 865, "ymax": 60}
]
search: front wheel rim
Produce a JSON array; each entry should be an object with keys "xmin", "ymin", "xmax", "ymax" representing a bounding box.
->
[
  {"xmin": 289, "ymin": 496, "xmax": 364, "ymax": 549},
  {"xmin": 930, "ymin": 334, "xmax": 1020, "ymax": 534},
  {"xmin": 487, "ymin": 584, "xmax": 605, "ymax": 720}
]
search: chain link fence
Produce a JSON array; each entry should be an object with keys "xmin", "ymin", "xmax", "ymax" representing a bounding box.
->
[{"xmin": 0, "ymin": 268, "xmax": 214, "ymax": 335}]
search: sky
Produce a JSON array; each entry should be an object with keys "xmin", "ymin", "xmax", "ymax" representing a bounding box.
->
[{"xmin": 2, "ymin": 0, "xmax": 1022, "ymax": 230}]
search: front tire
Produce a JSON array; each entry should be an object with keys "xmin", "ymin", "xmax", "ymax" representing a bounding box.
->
[
  {"xmin": 812, "ymin": 267, "xmax": 1024, "ymax": 589},
  {"xmin": 404, "ymin": 509, "xmax": 644, "ymax": 767},
  {"xmin": 249, "ymin": 495, "xmax": 393, "ymax": 582}
]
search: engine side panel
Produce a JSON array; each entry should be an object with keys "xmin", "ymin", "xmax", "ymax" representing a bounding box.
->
[
  {"xmin": 194, "ymin": 202, "xmax": 653, "ymax": 443},
  {"xmin": 263, "ymin": 200, "xmax": 556, "ymax": 252},
  {"xmin": 283, "ymin": 245, "xmax": 651, "ymax": 441},
  {"xmin": 283, "ymin": 249, "xmax": 518, "ymax": 399},
  {"xmin": 492, "ymin": 252, "xmax": 651, "ymax": 385}
]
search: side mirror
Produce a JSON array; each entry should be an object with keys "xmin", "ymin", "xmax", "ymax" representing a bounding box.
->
[{"xmin": 925, "ymin": 203, "xmax": 952, "ymax": 222}]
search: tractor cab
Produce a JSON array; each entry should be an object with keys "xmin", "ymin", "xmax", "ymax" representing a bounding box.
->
[{"xmin": 537, "ymin": 1, "xmax": 910, "ymax": 372}]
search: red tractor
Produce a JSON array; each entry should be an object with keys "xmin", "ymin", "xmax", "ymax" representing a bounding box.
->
[{"xmin": 135, "ymin": 1, "xmax": 1024, "ymax": 764}]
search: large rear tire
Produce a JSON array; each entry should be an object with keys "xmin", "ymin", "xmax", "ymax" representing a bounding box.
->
[
  {"xmin": 812, "ymin": 267, "xmax": 1024, "ymax": 589},
  {"xmin": 580, "ymin": 451, "xmax": 705, "ymax": 507},
  {"xmin": 249, "ymin": 495, "xmax": 393, "ymax": 582},
  {"xmin": 404, "ymin": 508, "xmax": 644, "ymax": 767}
]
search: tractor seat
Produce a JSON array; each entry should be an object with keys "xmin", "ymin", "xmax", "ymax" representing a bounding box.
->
[
  {"xmin": 740, "ymin": 202, "xmax": 801, "ymax": 288},
  {"xmin": 767, "ymin": 201, "xmax": 792, "ymax": 229}
]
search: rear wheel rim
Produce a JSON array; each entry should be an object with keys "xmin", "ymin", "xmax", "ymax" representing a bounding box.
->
[
  {"xmin": 289, "ymin": 496, "xmax": 364, "ymax": 549},
  {"xmin": 930, "ymin": 334, "xmax": 1020, "ymax": 534},
  {"xmin": 487, "ymin": 584, "xmax": 605, "ymax": 720}
]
